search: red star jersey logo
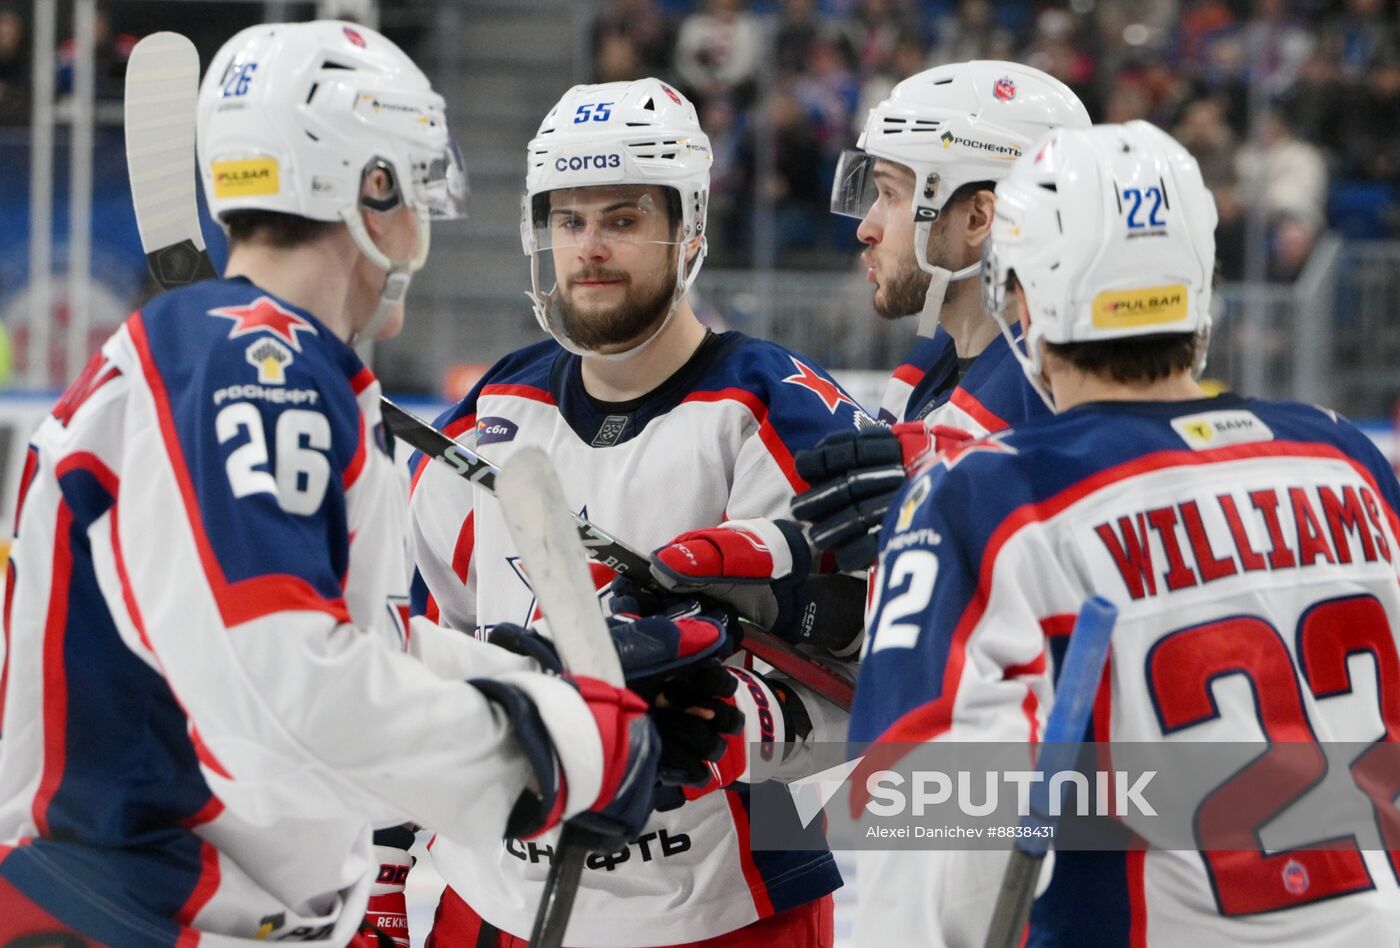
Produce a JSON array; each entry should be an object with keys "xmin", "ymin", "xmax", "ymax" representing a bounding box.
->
[
  {"xmin": 783, "ymin": 357, "xmax": 857, "ymax": 414},
  {"xmin": 940, "ymin": 433, "xmax": 1017, "ymax": 470},
  {"xmin": 507, "ymin": 503, "xmax": 616, "ymax": 624},
  {"xmin": 208, "ymin": 296, "xmax": 318, "ymax": 351}
]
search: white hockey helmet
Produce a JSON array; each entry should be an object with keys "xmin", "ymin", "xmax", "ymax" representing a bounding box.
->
[
  {"xmin": 833, "ymin": 61, "xmax": 1090, "ymax": 278},
  {"xmin": 521, "ymin": 78, "xmax": 711, "ymax": 359},
  {"xmin": 197, "ymin": 21, "xmax": 467, "ymax": 337},
  {"xmin": 982, "ymin": 121, "xmax": 1218, "ymax": 409}
]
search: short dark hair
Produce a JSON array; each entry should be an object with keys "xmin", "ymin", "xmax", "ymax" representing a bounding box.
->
[
  {"xmin": 1045, "ymin": 333, "xmax": 1199, "ymax": 384},
  {"xmin": 223, "ymin": 210, "xmax": 338, "ymax": 249},
  {"xmin": 945, "ymin": 179, "xmax": 996, "ymax": 208}
]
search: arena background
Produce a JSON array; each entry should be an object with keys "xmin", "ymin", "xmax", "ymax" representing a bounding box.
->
[{"xmin": 2, "ymin": 0, "xmax": 1399, "ymax": 942}]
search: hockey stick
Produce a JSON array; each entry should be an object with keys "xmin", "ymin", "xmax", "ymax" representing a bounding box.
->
[
  {"xmin": 124, "ymin": 33, "xmax": 220, "ymax": 288},
  {"xmin": 495, "ymin": 446, "xmax": 624, "ymax": 948},
  {"xmin": 121, "ymin": 35, "xmax": 853, "ymax": 711},
  {"xmin": 982, "ymin": 595, "xmax": 1118, "ymax": 948}
]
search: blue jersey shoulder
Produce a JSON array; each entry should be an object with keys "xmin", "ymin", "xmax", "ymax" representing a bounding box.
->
[
  {"xmin": 944, "ymin": 332, "xmax": 1049, "ymax": 430},
  {"xmin": 696, "ymin": 333, "xmax": 865, "ymax": 452},
  {"xmin": 134, "ymin": 278, "xmax": 367, "ymax": 597}
]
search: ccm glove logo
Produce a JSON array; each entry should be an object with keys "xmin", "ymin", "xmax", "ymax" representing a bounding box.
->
[{"xmin": 556, "ymin": 154, "xmax": 622, "ymax": 172}]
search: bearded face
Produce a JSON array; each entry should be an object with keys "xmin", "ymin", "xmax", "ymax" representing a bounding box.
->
[{"xmin": 555, "ymin": 247, "xmax": 679, "ymax": 350}]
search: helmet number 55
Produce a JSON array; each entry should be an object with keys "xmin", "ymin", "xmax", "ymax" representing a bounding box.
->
[
  {"xmin": 216, "ymin": 403, "xmax": 332, "ymax": 516},
  {"xmin": 573, "ymin": 101, "xmax": 613, "ymax": 124}
]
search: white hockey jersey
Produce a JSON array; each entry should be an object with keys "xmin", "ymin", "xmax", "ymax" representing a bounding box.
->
[
  {"xmin": 408, "ymin": 332, "xmax": 864, "ymax": 945},
  {"xmin": 0, "ymin": 278, "xmax": 600, "ymax": 946},
  {"xmin": 852, "ymin": 394, "xmax": 1400, "ymax": 947}
]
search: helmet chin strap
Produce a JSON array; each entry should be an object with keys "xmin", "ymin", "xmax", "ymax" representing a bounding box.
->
[
  {"xmin": 912, "ymin": 219, "xmax": 981, "ymax": 336},
  {"xmin": 341, "ymin": 205, "xmax": 431, "ymax": 346},
  {"xmin": 528, "ymin": 239, "xmax": 707, "ymax": 361}
]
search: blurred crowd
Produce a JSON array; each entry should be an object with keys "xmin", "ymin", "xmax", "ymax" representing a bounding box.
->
[
  {"xmin": 592, "ymin": 0, "xmax": 1400, "ymax": 278},
  {"xmin": 1, "ymin": 1, "xmax": 1396, "ymax": 284}
]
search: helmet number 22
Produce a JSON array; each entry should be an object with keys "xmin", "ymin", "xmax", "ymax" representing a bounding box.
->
[
  {"xmin": 573, "ymin": 101, "xmax": 613, "ymax": 124},
  {"xmin": 1123, "ymin": 186, "xmax": 1166, "ymax": 230}
]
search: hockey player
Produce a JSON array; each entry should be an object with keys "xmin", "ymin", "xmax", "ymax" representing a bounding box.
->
[
  {"xmin": 0, "ymin": 23, "xmax": 706, "ymax": 946},
  {"xmin": 409, "ymin": 78, "xmax": 867, "ymax": 946},
  {"xmin": 852, "ymin": 120, "xmax": 1400, "ymax": 945},
  {"xmin": 792, "ymin": 62, "xmax": 1091, "ymax": 571}
]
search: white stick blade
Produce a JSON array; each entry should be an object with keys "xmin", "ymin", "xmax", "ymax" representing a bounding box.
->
[
  {"xmin": 124, "ymin": 32, "xmax": 205, "ymax": 254},
  {"xmin": 495, "ymin": 447, "xmax": 624, "ymax": 685}
]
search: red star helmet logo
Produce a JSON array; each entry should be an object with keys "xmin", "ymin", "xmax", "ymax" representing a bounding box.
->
[
  {"xmin": 993, "ymin": 76, "xmax": 1017, "ymax": 102},
  {"xmin": 344, "ymin": 26, "xmax": 366, "ymax": 48},
  {"xmin": 208, "ymin": 296, "xmax": 319, "ymax": 351},
  {"xmin": 782, "ymin": 357, "xmax": 857, "ymax": 414},
  {"xmin": 661, "ymin": 83, "xmax": 683, "ymax": 105}
]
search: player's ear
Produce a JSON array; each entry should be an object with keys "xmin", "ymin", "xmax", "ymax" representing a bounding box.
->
[
  {"xmin": 683, "ymin": 231, "xmax": 703, "ymax": 264},
  {"xmin": 358, "ymin": 163, "xmax": 403, "ymax": 239},
  {"xmin": 965, "ymin": 189, "xmax": 995, "ymax": 248},
  {"xmin": 1014, "ymin": 283, "xmax": 1032, "ymax": 336}
]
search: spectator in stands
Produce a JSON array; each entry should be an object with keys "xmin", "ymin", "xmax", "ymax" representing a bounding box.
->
[
  {"xmin": 853, "ymin": 38, "xmax": 926, "ymax": 137},
  {"xmin": 1023, "ymin": 7, "xmax": 1097, "ymax": 110},
  {"xmin": 849, "ymin": 0, "xmax": 922, "ymax": 79},
  {"xmin": 763, "ymin": 89, "xmax": 826, "ymax": 260},
  {"xmin": 56, "ymin": 6, "xmax": 135, "ymax": 101},
  {"xmin": 930, "ymin": 0, "xmax": 1013, "ymax": 66},
  {"xmin": 1240, "ymin": 0, "xmax": 1314, "ymax": 98},
  {"xmin": 1212, "ymin": 179, "xmax": 1248, "ymax": 280},
  {"xmin": 595, "ymin": 31, "xmax": 643, "ymax": 83},
  {"xmin": 1269, "ymin": 212, "xmax": 1318, "ymax": 282},
  {"xmin": 0, "ymin": 9, "xmax": 28, "ymax": 126},
  {"xmin": 593, "ymin": 0, "xmax": 673, "ymax": 79},
  {"xmin": 674, "ymin": 0, "xmax": 762, "ymax": 108},
  {"xmin": 1173, "ymin": 96, "xmax": 1239, "ymax": 188},
  {"xmin": 774, "ymin": 0, "xmax": 822, "ymax": 77},
  {"xmin": 1236, "ymin": 107, "xmax": 1328, "ymax": 236},
  {"xmin": 701, "ymin": 94, "xmax": 754, "ymax": 265},
  {"xmin": 1176, "ymin": 0, "xmax": 1235, "ymax": 71},
  {"xmin": 1323, "ymin": 0, "xmax": 1397, "ymax": 83},
  {"xmin": 791, "ymin": 28, "xmax": 859, "ymax": 154}
]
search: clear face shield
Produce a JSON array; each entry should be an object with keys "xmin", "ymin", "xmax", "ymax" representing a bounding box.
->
[
  {"xmin": 523, "ymin": 185, "xmax": 699, "ymax": 359},
  {"xmin": 830, "ymin": 149, "xmax": 884, "ymax": 220},
  {"xmin": 406, "ymin": 137, "xmax": 470, "ymax": 222}
]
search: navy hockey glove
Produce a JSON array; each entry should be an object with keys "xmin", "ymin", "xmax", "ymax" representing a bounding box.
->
[
  {"xmin": 649, "ymin": 519, "xmax": 866, "ymax": 654},
  {"xmin": 469, "ymin": 674, "xmax": 659, "ymax": 850},
  {"xmin": 489, "ymin": 609, "xmax": 743, "ymax": 788},
  {"xmin": 791, "ymin": 424, "xmax": 972, "ymax": 571}
]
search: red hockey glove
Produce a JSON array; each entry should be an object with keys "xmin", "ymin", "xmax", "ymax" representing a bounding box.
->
[
  {"xmin": 648, "ymin": 519, "xmax": 864, "ymax": 654},
  {"xmin": 792, "ymin": 423, "xmax": 972, "ymax": 571}
]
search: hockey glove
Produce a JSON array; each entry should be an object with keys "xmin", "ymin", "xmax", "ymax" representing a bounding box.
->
[
  {"xmin": 791, "ymin": 424, "xmax": 972, "ymax": 571},
  {"xmin": 649, "ymin": 518, "xmax": 866, "ymax": 654},
  {"xmin": 653, "ymin": 668, "xmax": 815, "ymax": 811},
  {"xmin": 489, "ymin": 609, "xmax": 743, "ymax": 788},
  {"xmin": 469, "ymin": 674, "xmax": 659, "ymax": 850},
  {"xmin": 364, "ymin": 825, "xmax": 414, "ymax": 948}
]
